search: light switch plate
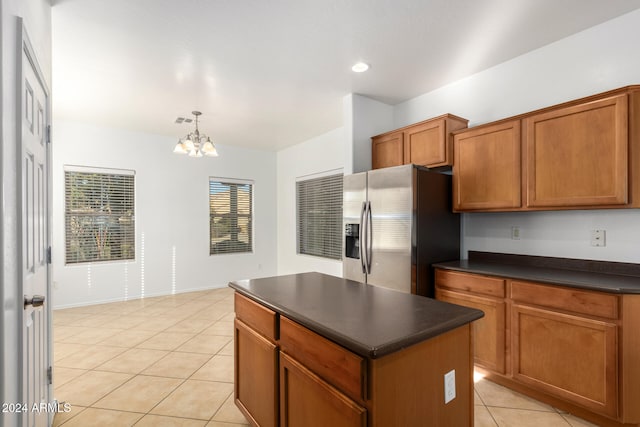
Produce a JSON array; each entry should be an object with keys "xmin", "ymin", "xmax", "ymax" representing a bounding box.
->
[
  {"xmin": 444, "ymin": 369, "xmax": 456, "ymax": 404},
  {"xmin": 591, "ymin": 229, "xmax": 606, "ymax": 247}
]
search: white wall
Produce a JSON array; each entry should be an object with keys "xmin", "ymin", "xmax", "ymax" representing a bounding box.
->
[
  {"xmin": 350, "ymin": 94, "xmax": 394, "ymax": 173},
  {"xmin": 52, "ymin": 120, "xmax": 277, "ymax": 308},
  {"xmin": 390, "ymin": 8, "xmax": 640, "ymax": 263},
  {"xmin": 1, "ymin": 0, "xmax": 52, "ymax": 419},
  {"xmin": 276, "ymin": 127, "xmax": 345, "ymax": 276}
]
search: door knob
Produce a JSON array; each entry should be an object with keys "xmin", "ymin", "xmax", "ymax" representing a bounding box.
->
[{"xmin": 24, "ymin": 295, "xmax": 45, "ymax": 309}]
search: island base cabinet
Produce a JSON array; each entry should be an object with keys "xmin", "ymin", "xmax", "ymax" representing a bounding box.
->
[
  {"xmin": 280, "ymin": 352, "xmax": 366, "ymax": 427},
  {"xmin": 368, "ymin": 324, "xmax": 474, "ymax": 427},
  {"xmin": 234, "ymin": 319, "xmax": 279, "ymax": 427},
  {"xmin": 512, "ymin": 305, "xmax": 618, "ymax": 418}
]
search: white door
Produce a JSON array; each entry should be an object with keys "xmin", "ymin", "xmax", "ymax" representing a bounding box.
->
[{"xmin": 20, "ymin": 25, "xmax": 51, "ymax": 427}]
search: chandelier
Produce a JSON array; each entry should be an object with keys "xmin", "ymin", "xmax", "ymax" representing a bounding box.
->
[{"xmin": 173, "ymin": 111, "xmax": 218, "ymax": 157}]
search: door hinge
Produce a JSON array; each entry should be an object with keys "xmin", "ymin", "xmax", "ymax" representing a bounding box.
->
[
  {"xmin": 46, "ymin": 246, "xmax": 52, "ymax": 264},
  {"xmin": 47, "ymin": 366, "xmax": 52, "ymax": 385},
  {"xmin": 46, "ymin": 125, "xmax": 51, "ymax": 144}
]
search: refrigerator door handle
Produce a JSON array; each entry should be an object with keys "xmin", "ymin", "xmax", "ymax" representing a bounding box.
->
[
  {"xmin": 366, "ymin": 201, "xmax": 373, "ymax": 274},
  {"xmin": 360, "ymin": 201, "xmax": 367, "ymax": 274}
]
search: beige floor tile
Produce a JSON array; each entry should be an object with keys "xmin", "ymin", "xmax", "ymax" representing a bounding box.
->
[
  {"xmin": 54, "ymin": 326, "xmax": 91, "ymax": 342},
  {"xmin": 143, "ymin": 352, "xmax": 211, "ymax": 379},
  {"xmin": 211, "ymin": 393, "xmax": 250, "ymax": 424},
  {"xmin": 488, "ymin": 407, "xmax": 570, "ymax": 427},
  {"xmin": 177, "ymin": 334, "xmax": 232, "ymax": 355},
  {"xmin": 94, "ymin": 375, "xmax": 183, "ymax": 413},
  {"xmin": 60, "ymin": 407, "xmax": 143, "ymax": 427},
  {"xmin": 56, "ymin": 345, "xmax": 127, "ymax": 370},
  {"xmin": 201, "ymin": 321, "xmax": 233, "ymax": 337},
  {"xmin": 218, "ymin": 340, "xmax": 234, "ymax": 356},
  {"xmin": 72, "ymin": 314, "xmax": 120, "ymax": 327},
  {"xmin": 52, "ymin": 405, "xmax": 85, "ymax": 426},
  {"xmin": 55, "ymin": 370, "xmax": 132, "ymax": 407},
  {"xmin": 135, "ymin": 414, "xmax": 208, "ymax": 426},
  {"xmin": 54, "ymin": 343, "xmax": 89, "ymax": 362},
  {"xmin": 103, "ymin": 314, "xmax": 149, "ymax": 329},
  {"xmin": 192, "ymin": 308, "xmax": 229, "ymax": 322},
  {"xmin": 165, "ymin": 318, "xmax": 215, "ymax": 334},
  {"xmin": 206, "ymin": 422, "xmax": 250, "ymax": 427},
  {"xmin": 150, "ymin": 380, "xmax": 233, "ymax": 420},
  {"xmin": 130, "ymin": 316, "xmax": 183, "ymax": 332},
  {"xmin": 475, "ymin": 379, "xmax": 554, "ymax": 411},
  {"xmin": 137, "ymin": 332, "xmax": 196, "ymax": 350},
  {"xmin": 95, "ymin": 348, "xmax": 169, "ymax": 374},
  {"xmin": 53, "ymin": 367, "xmax": 88, "ymax": 388},
  {"xmin": 474, "ymin": 405, "xmax": 498, "ymax": 427},
  {"xmin": 219, "ymin": 313, "xmax": 235, "ymax": 322},
  {"xmin": 191, "ymin": 355, "xmax": 234, "ymax": 383},
  {"xmin": 53, "ymin": 312, "xmax": 92, "ymax": 326},
  {"xmin": 562, "ymin": 413, "xmax": 602, "ymax": 427},
  {"xmin": 58, "ymin": 327, "xmax": 123, "ymax": 345},
  {"xmin": 96, "ymin": 329, "xmax": 158, "ymax": 347},
  {"xmin": 474, "ymin": 389, "xmax": 484, "ymax": 406}
]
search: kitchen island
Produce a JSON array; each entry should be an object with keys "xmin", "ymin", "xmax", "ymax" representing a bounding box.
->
[{"xmin": 229, "ymin": 272, "xmax": 484, "ymax": 427}]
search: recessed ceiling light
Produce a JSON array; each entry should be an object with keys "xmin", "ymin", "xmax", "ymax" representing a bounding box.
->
[{"xmin": 352, "ymin": 62, "xmax": 370, "ymax": 73}]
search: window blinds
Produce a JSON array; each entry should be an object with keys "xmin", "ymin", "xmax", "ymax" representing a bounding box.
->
[
  {"xmin": 209, "ymin": 179, "xmax": 253, "ymax": 255},
  {"xmin": 64, "ymin": 169, "xmax": 135, "ymax": 264},
  {"xmin": 296, "ymin": 173, "xmax": 343, "ymax": 260}
]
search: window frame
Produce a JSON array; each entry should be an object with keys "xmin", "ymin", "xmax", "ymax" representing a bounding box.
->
[
  {"xmin": 63, "ymin": 165, "xmax": 136, "ymax": 265},
  {"xmin": 296, "ymin": 170, "xmax": 343, "ymax": 261},
  {"xmin": 209, "ymin": 177, "xmax": 254, "ymax": 256}
]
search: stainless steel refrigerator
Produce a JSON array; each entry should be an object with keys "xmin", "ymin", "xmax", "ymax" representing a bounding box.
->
[{"xmin": 343, "ymin": 164, "xmax": 460, "ymax": 297}]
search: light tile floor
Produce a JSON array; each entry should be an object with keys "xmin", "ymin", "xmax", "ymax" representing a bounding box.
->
[{"xmin": 53, "ymin": 287, "xmax": 600, "ymax": 427}]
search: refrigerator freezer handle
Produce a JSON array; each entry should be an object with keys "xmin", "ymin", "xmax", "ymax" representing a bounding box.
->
[
  {"xmin": 366, "ymin": 201, "xmax": 373, "ymax": 274},
  {"xmin": 360, "ymin": 201, "xmax": 367, "ymax": 274}
]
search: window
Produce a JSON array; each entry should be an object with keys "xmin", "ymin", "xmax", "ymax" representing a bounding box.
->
[
  {"xmin": 64, "ymin": 167, "xmax": 135, "ymax": 264},
  {"xmin": 296, "ymin": 172, "xmax": 343, "ymax": 260},
  {"xmin": 209, "ymin": 178, "xmax": 253, "ymax": 255}
]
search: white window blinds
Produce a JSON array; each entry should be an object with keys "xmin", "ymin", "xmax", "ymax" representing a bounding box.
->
[
  {"xmin": 296, "ymin": 173, "xmax": 343, "ymax": 260},
  {"xmin": 209, "ymin": 179, "xmax": 253, "ymax": 255},
  {"xmin": 64, "ymin": 168, "xmax": 135, "ymax": 264}
]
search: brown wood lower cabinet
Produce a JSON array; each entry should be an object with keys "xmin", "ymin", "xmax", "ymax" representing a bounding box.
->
[
  {"xmin": 512, "ymin": 304, "xmax": 618, "ymax": 417},
  {"xmin": 234, "ymin": 318, "xmax": 279, "ymax": 427},
  {"xmin": 280, "ymin": 352, "xmax": 366, "ymax": 427},
  {"xmin": 435, "ymin": 268, "xmax": 640, "ymax": 427}
]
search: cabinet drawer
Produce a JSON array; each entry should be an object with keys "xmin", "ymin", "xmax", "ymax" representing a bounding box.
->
[
  {"xmin": 435, "ymin": 270, "xmax": 505, "ymax": 298},
  {"xmin": 510, "ymin": 281, "xmax": 619, "ymax": 319},
  {"xmin": 234, "ymin": 293, "xmax": 278, "ymax": 341},
  {"xmin": 280, "ymin": 316, "xmax": 365, "ymax": 402}
]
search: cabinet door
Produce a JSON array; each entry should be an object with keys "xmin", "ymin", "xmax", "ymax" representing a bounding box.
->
[
  {"xmin": 436, "ymin": 288, "xmax": 506, "ymax": 374},
  {"xmin": 453, "ymin": 120, "xmax": 521, "ymax": 211},
  {"xmin": 525, "ymin": 94, "xmax": 628, "ymax": 207},
  {"xmin": 512, "ymin": 305, "xmax": 618, "ymax": 417},
  {"xmin": 235, "ymin": 319, "xmax": 278, "ymax": 427},
  {"xmin": 404, "ymin": 119, "xmax": 447, "ymax": 167},
  {"xmin": 280, "ymin": 352, "xmax": 366, "ymax": 427},
  {"xmin": 372, "ymin": 131, "xmax": 403, "ymax": 169}
]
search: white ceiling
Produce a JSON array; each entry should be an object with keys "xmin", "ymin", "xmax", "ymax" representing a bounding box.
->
[{"xmin": 51, "ymin": 0, "xmax": 640, "ymax": 151}]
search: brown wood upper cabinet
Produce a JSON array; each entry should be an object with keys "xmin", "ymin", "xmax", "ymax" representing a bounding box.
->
[
  {"xmin": 453, "ymin": 120, "xmax": 521, "ymax": 211},
  {"xmin": 372, "ymin": 114, "xmax": 468, "ymax": 169},
  {"xmin": 525, "ymin": 94, "xmax": 628, "ymax": 207},
  {"xmin": 453, "ymin": 86, "xmax": 640, "ymax": 212}
]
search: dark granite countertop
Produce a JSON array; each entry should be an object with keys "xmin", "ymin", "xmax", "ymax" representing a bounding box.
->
[
  {"xmin": 229, "ymin": 272, "xmax": 484, "ymax": 359},
  {"xmin": 433, "ymin": 252, "xmax": 640, "ymax": 294}
]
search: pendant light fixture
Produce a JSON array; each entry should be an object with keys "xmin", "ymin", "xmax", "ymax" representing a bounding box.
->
[{"xmin": 173, "ymin": 111, "xmax": 218, "ymax": 157}]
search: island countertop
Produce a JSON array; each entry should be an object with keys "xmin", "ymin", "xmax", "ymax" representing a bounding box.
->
[{"xmin": 228, "ymin": 271, "xmax": 484, "ymax": 359}]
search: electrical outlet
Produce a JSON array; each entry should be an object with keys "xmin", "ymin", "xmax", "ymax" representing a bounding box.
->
[
  {"xmin": 591, "ymin": 229, "xmax": 606, "ymax": 247},
  {"xmin": 444, "ymin": 369, "xmax": 456, "ymax": 404},
  {"xmin": 511, "ymin": 226, "xmax": 521, "ymax": 240}
]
